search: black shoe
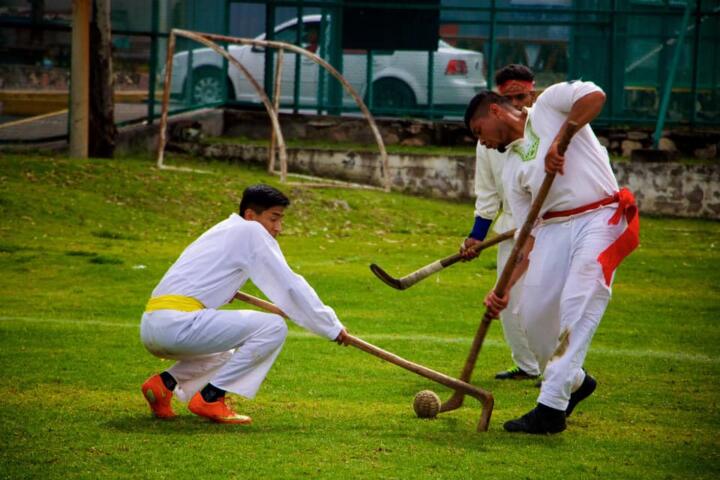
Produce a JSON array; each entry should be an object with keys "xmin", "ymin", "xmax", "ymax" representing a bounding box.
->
[
  {"xmin": 495, "ymin": 365, "xmax": 539, "ymax": 380},
  {"xmin": 504, "ymin": 403, "xmax": 567, "ymax": 434},
  {"xmin": 566, "ymin": 373, "xmax": 597, "ymax": 417}
]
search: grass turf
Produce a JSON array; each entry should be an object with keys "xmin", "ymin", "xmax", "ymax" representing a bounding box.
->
[{"xmin": 0, "ymin": 153, "xmax": 718, "ymax": 479}]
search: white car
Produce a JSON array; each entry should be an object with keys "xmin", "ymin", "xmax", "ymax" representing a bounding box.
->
[{"xmin": 170, "ymin": 15, "xmax": 486, "ymax": 113}]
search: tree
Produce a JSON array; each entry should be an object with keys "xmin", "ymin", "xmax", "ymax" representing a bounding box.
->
[{"xmin": 89, "ymin": 0, "xmax": 117, "ymax": 157}]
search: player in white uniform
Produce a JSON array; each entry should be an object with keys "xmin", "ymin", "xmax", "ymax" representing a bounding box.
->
[
  {"xmin": 461, "ymin": 64, "xmax": 540, "ymax": 381},
  {"xmin": 140, "ymin": 185, "xmax": 349, "ymax": 424},
  {"xmin": 465, "ymin": 81, "xmax": 639, "ymax": 433}
]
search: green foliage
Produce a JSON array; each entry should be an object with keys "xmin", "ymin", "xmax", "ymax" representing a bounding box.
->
[{"xmin": 0, "ymin": 154, "xmax": 718, "ymax": 479}]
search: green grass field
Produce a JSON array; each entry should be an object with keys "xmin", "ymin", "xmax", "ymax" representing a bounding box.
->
[{"xmin": 1, "ymin": 153, "xmax": 719, "ymax": 479}]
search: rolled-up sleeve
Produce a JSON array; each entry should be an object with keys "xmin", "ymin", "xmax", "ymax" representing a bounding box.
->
[
  {"xmin": 247, "ymin": 227, "xmax": 343, "ymax": 341},
  {"xmin": 538, "ymin": 80, "xmax": 604, "ymax": 114}
]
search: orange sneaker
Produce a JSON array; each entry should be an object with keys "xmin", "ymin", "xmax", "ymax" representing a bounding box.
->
[
  {"xmin": 188, "ymin": 392, "xmax": 252, "ymax": 424},
  {"xmin": 141, "ymin": 374, "xmax": 176, "ymax": 419}
]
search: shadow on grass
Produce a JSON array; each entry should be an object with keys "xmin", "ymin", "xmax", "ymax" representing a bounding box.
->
[{"xmin": 104, "ymin": 414, "xmax": 306, "ymax": 436}]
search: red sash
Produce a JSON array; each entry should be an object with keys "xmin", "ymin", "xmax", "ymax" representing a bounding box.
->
[
  {"xmin": 597, "ymin": 188, "xmax": 640, "ymax": 285},
  {"xmin": 542, "ymin": 188, "xmax": 640, "ymax": 286}
]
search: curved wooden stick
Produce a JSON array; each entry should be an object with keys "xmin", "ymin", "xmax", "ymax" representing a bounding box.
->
[
  {"xmin": 370, "ymin": 229, "xmax": 516, "ymax": 290},
  {"xmin": 440, "ymin": 121, "xmax": 580, "ymax": 413},
  {"xmin": 233, "ymin": 291, "xmax": 494, "ymax": 431}
]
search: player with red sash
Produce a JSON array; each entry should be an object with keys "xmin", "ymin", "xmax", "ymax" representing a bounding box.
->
[{"xmin": 464, "ymin": 80, "xmax": 639, "ymax": 434}]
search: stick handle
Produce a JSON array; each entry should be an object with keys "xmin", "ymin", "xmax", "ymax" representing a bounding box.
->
[
  {"xmin": 398, "ymin": 229, "xmax": 516, "ymax": 288},
  {"xmin": 234, "ymin": 291, "xmax": 287, "ymax": 317},
  {"xmin": 439, "ymin": 228, "xmax": 517, "ymax": 269},
  {"xmin": 233, "ymin": 292, "xmax": 492, "ymax": 400},
  {"xmin": 345, "ymin": 335, "xmax": 492, "ymax": 399}
]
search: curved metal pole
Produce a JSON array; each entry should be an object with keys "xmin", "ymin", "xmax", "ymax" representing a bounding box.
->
[
  {"xmin": 180, "ymin": 30, "xmax": 391, "ymax": 192},
  {"xmin": 158, "ymin": 29, "xmax": 287, "ymax": 174}
]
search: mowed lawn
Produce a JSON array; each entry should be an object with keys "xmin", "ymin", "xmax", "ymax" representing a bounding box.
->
[{"xmin": 0, "ymin": 153, "xmax": 718, "ymax": 479}]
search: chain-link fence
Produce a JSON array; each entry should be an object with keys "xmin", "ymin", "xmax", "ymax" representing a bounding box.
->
[{"xmin": 1, "ymin": 0, "xmax": 718, "ymax": 142}]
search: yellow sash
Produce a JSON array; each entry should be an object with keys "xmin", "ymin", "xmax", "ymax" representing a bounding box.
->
[{"xmin": 145, "ymin": 295, "xmax": 205, "ymax": 313}]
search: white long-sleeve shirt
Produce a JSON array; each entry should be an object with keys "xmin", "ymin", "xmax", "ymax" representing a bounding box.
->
[
  {"xmin": 474, "ymin": 142, "xmax": 515, "ymax": 234},
  {"xmin": 152, "ymin": 214, "xmax": 344, "ymax": 340},
  {"xmin": 503, "ymin": 80, "xmax": 619, "ymax": 224}
]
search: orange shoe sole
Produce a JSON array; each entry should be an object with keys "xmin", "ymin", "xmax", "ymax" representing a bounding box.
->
[{"xmin": 188, "ymin": 393, "xmax": 252, "ymax": 425}]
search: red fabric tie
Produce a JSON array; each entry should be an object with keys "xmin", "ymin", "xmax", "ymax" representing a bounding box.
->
[{"xmin": 597, "ymin": 187, "xmax": 640, "ymax": 286}]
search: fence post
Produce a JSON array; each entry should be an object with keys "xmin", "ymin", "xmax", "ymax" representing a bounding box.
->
[
  {"xmin": 327, "ymin": 1, "xmax": 343, "ymax": 115},
  {"xmin": 293, "ymin": 2, "xmax": 304, "ymax": 114},
  {"xmin": 264, "ymin": 0, "xmax": 276, "ymax": 99},
  {"xmin": 427, "ymin": 50, "xmax": 434, "ymax": 119},
  {"xmin": 487, "ymin": 0, "xmax": 496, "ymax": 90},
  {"xmin": 689, "ymin": 0, "xmax": 701, "ymax": 126},
  {"xmin": 653, "ymin": 1, "xmax": 694, "ymax": 148},
  {"xmin": 366, "ymin": 49, "xmax": 374, "ymax": 109}
]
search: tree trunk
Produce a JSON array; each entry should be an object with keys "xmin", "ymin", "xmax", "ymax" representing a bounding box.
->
[{"xmin": 89, "ymin": 0, "xmax": 117, "ymax": 158}]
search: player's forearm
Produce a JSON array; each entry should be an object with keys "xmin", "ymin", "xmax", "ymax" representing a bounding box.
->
[{"xmin": 565, "ymin": 91, "xmax": 606, "ymax": 130}]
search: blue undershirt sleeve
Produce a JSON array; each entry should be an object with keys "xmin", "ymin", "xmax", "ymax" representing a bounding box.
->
[{"xmin": 469, "ymin": 216, "xmax": 493, "ymax": 241}]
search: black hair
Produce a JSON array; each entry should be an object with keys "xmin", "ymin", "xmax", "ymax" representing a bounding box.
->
[
  {"xmin": 464, "ymin": 91, "xmax": 511, "ymax": 131},
  {"xmin": 239, "ymin": 184, "xmax": 290, "ymax": 218},
  {"xmin": 494, "ymin": 64, "xmax": 535, "ymax": 86}
]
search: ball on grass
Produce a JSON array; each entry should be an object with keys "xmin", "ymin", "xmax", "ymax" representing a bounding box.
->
[{"xmin": 413, "ymin": 390, "xmax": 440, "ymax": 419}]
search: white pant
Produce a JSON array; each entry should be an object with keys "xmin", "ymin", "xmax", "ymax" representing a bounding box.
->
[
  {"xmin": 519, "ymin": 207, "xmax": 625, "ymax": 410},
  {"xmin": 140, "ymin": 308, "xmax": 288, "ymax": 402},
  {"xmin": 497, "ymin": 238, "xmax": 540, "ymax": 376}
]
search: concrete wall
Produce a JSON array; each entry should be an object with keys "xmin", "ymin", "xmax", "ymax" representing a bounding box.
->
[
  {"xmin": 614, "ymin": 162, "xmax": 720, "ymax": 219},
  {"xmin": 197, "ymin": 143, "xmax": 720, "ymax": 220},
  {"xmin": 115, "ymin": 108, "xmax": 224, "ymax": 156}
]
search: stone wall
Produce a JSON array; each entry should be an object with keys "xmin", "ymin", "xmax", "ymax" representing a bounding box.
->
[
  {"xmin": 187, "ymin": 142, "xmax": 720, "ymax": 220},
  {"xmin": 614, "ymin": 162, "xmax": 720, "ymax": 219},
  {"xmin": 224, "ymin": 110, "xmax": 720, "ymax": 160}
]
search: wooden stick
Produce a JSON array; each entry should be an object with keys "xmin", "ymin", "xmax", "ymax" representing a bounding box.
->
[
  {"xmin": 233, "ymin": 291, "xmax": 494, "ymax": 431},
  {"xmin": 346, "ymin": 335, "xmax": 494, "ymax": 432},
  {"xmin": 370, "ymin": 229, "xmax": 515, "ymax": 290},
  {"xmin": 440, "ymin": 121, "xmax": 580, "ymax": 413}
]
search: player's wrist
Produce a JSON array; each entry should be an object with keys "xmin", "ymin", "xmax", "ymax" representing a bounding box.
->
[{"xmin": 469, "ymin": 217, "xmax": 492, "ymax": 241}]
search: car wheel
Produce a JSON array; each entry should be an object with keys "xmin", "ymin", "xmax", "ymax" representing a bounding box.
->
[
  {"xmin": 189, "ymin": 67, "xmax": 234, "ymax": 104},
  {"xmin": 370, "ymin": 78, "xmax": 417, "ymax": 111}
]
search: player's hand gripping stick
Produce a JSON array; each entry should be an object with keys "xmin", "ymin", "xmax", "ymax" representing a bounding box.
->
[{"xmin": 369, "ymin": 229, "xmax": 516, "ymax": 291}]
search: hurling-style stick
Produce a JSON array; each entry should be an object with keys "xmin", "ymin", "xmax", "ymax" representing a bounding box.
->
[
  {"xmin": 440, "ymin": 121, "xmax": 580, "ymax": 414},
  {"xmin": 370, "ymin": 229, "xmax": 516, "ymax": 290},
  {"xmin": 233, "ymin": 291, "xmax": 495, "ymax": 431}
]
